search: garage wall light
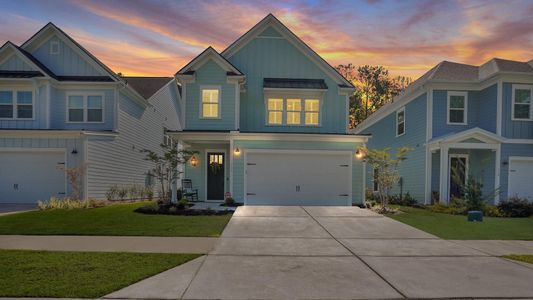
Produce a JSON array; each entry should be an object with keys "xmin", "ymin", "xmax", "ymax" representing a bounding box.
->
[
  {"xmin": 355, "ymin": 149, "xmax": 363, "ymax": 159},
  {"xmin": 234, "ymin": 147, "xmax": 241, "ymax": 156}
]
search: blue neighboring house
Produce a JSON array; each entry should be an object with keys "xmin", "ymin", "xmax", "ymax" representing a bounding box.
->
[
  {"xmin": 0, "ymin": 23, "xmax": 181, "ymax": 203},
  {"xmin": 355, "ymin": 59, "xmax": 533, "ymax": 204},
  {"xmin": 172, "ymin": 14, "xmax": 369, "ymax": 205}
]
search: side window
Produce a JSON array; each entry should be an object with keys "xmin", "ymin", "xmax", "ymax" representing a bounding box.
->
[
  {"xmin": 512, "ymin": 85, "xmax": 532, "ymax": 120},
  {"xmin": 447, "ymin": 92, "xmax": 467, "ymax": 124},
  {"xmin": 396, "ymin": 107, "xmax": 405, "ymax": 136}
]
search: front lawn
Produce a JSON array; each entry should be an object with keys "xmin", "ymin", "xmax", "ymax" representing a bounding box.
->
[
  {"xmin": 504, "ymin": 255, "xmax": 533, "ymax": 265},
  {"xmin": 0, "ymin": 202, "xmax": 231, "ymax": 237},
  {"xmin": 389, "ymin": 206, "xmax": 533, "ymax": 240},
  {"xmin": 0, "ymin": 250, "xmax": 200, "ymax": 298}
]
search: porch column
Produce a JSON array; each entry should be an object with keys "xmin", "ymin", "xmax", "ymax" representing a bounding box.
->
[
  {"xmin": 439, "ymin": 146, "xmax": 449, "ymax": 204},
  {"xmin": 171, "ymin": 140, "xmax": 181, "ymax": 203}
]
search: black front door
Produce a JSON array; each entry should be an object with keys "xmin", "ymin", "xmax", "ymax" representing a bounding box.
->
[
  {"xmin": 450, "ymin": 156, "xmax": 467, "ymax": 199},
  {"xmin": 207, "ymin": 152, "xmax": 225, "ymax": 200}
]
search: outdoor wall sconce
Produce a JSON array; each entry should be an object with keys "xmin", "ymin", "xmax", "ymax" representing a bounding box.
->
[
  {"xmin": 355, "ymin": 149, "xmax": 364, "ymax": 159},
  {"xmin": 234, "ymin": 147, "xmax": 241, "ymax": 155},
  {"xmin": 190, "ymin": 155, "xmax": 198, "ymax": 167},
  {"xmin": 71, "ymin": 148, "xmax": 78, "ymax": 154}
]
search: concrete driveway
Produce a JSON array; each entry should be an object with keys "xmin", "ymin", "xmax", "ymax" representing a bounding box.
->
[
  {"xmin": 106, "ymin": 206, "xmax": 533, "ymax": 299},
  {"xmin": 0, "ymin": 203, "xmax": 35, "ymax": 214}
]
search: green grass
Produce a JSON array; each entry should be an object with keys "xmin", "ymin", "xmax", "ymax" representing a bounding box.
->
[
  {"xmin": 388, "ymin": 206, "xmax": 533, "ymax": 240},
  {"xmin": 504, "ymin": 255, "xmax": 533, "ymax": 265},
  {"xmin": 0, "ymin": 202, "xmax": 231, "ymax": 237},
  {"xmin": 0, "ymin": 249, "xmax": 200, "ymax": 298}
]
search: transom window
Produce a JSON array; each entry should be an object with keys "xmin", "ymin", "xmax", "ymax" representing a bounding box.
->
[
  {"xmin": 67, "ymin": 94, "xmax": 104, "ymax": 123},
  {"xmin": 0, "ymin": 90, "xmax": 33, "ymax": 119},
  {"xmin": 512, "ymin": 85, "xmax": 532, "ymax": 120},
  {"xmin": 201, "ymin": 87, "xmax": 220, "ymax": 118},
  {"xmin": 447, "ymin": 91, "xmax": 467, "ymax": 125},
  {"xmin": 396, "ymin": 107, "xmax": 405, "ymax": 136},
  {"xmin": 266, "ymin": 97, "xmax": 321, "ymax": 126}
]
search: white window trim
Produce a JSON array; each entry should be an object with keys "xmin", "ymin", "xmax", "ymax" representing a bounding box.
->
[
  {"xmin": 65, "ymin": 92, "xmax": 105, "ymax": 123},
  {"xmin": 0, "ymin": 89, "xmax": 35, "ymax": 120},
  {"xmin": 511, "ymin": 84, "xmax": 533, "ymax": 121},
  {"xmin": 199, "ymin": 85, "xmax": 222, "ymax": 119},
  {"xmin": 50, "ymin": 41, "xmax": 60, "ymax": 55},
  {"xmin": 264, "ymin": 92, "xmax": 323, "ymax": 127},
  {"xmin": 447, "ymin": 91, "xmax": 468, "ymax": 125},
  {"xmin": 396, "ymin": 107, "xmax": 405, "ymax": 137}
]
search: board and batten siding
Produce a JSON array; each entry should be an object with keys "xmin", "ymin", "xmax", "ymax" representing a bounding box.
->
[
  {"xmin": 499, "ymin": 143, "xmax": 533, "ymax": 200},
  {"xmin": 362, "ymin": 93, "xmax": 427, "ymax": 202},
  {"xmin": 0, "ymin": 136, "xmax": 84, "ymax": 197},
  {"xmin": 227, "ymin": 27, "xmax": 347, "ymax": 134},
  {"xmin": 502, "ymin": 83, "xmax": 533, "ymax": 139},
  {"xmin": 0, "ymin": 54, "xmax": 34, "ymax": 71},
  {"xmin": 85, "ymin": 92, "xmax": 172, "ymax": 199},
  {"xmin": 477, "ymin": 84, "xmax": 498, "ymax": 133},
  {"xmin": 231, "ymin": 140, "xmax": 365, "ymax": 204},
  {"xmin": 30, "ymin": 35, "xmax": 104, "ymax": 77},
  {"xmin": 49, "ymin": 87, "xmax": 114, "ymax": 131},
  {"xmin": 0, "ymin": 84, "xmax": 47, "ymax": 129},
  {"xmin": 184, "ymin": 60, "xmax": 236, "ymax": 130}
]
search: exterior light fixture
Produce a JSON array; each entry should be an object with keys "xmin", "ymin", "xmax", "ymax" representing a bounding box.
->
[
  {"xmin": 355, "ymin": 149, "xmax": 364, "ymax": 159},
  {"xmin": 190, "ymin": 155, "xmax": 198, "ymax": 167},
  {"xmin": 71, "ymin": 148, "xmax": 78, "ymax": 154},
  {"xmin": 234, "ymin": 147, "xmax": 241, "ymax": 155}
]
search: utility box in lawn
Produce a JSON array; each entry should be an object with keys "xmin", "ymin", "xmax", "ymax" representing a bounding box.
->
[{"xmin": 467, "ymin": 211, "xmax": 483, "ymax": 222}]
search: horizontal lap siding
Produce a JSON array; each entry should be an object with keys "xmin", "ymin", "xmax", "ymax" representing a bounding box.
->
[
  {"xmin": 362, "ymin": 93, "xmax": 427, "ymax": 202},
  {"xmin": 227, "ymin": 28, "xmax": 347, "ymax": 134},
  {"xmin": 86, "ymin": 93, "xmax": 169, "ymax": 199},
  {"xmin": 500, "ymin": 143, "xmax": 533, "ymax": 200},
  {"xmin": 231, "ymin": 140, "xmax": 365, "ymax": 204},
  {"xmin": 502, "ymin": 83, "xmax": 533, "ymax": 139},
  {"xmin": 0, "ymin": 137, "xmax": 84, "ymax": 197}
]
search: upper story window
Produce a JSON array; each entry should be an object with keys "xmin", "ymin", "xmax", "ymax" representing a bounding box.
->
[
  {"xmin": 200, "ymin": 87, "xmax": 220, "ymax": 119},
  {"xmin": 266, "ymin": 96, "xmax": 321, "ymax": 126},
  {"xmin": 447, "ymin": 91, "xmax": 468, "ymax": 125},
  {"xmin": 50, "ymin": 41, "xmax": 60, "ymax": 55},
  {"xmin": 396, "ymin": 107, "xmax": 405, "ymax": 136},
  {"xmin": 0, "ymin": 90, "xmax": 33, "ymax": 119},
  {"xmin": 512, "ymin": 85, "xmax": 532, "ymax": 120},
  {"xmin": 67, "ymin": 93, "xmax": 104, "ymax": 123}
]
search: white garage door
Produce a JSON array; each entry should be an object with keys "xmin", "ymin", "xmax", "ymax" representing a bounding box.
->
[
  {"xmin": 0, "ymin": 150, "xmax": 66, "ymax": 204},
  {"xmin": 508, "ymin": 158, "xmax": 533, "ymax": 201},
  {"xmin": 245, "ymin": 151, "xmax": 352, "ymax": 206}
]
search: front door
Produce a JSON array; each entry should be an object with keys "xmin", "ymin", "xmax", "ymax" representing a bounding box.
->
[
  {"xmin": 207, "ymin": 152, "xmax": 225, "ymax": 200},
  {"xmin": 449, "ymin": 155, "xmax": 468, "ymax": 199}
]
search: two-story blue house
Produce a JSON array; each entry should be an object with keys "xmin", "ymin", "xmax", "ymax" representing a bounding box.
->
[
  {"xmin": 172, "ymin": 14, "xmax": 369, "ymax": 205},
  {"xmin": 0, "ymin": 23, "xmax": 181, "ymax": 203},
  {"xmin": 355, "ymin": 59, "xmax": 533, "ymax": 203}
]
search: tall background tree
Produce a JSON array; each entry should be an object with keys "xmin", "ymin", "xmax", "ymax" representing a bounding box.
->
[{"xmin": 336, "ymin": 64, "xmax": 412, "ymax": 128}]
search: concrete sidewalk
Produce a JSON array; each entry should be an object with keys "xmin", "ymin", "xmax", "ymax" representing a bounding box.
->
[
  {"xmin": 0, "ymin": 235, "xmax": 217, "ymax": 253},
  {"xmin": 105, "ymin": 206, "xmax": 533, "ymax": 300}
]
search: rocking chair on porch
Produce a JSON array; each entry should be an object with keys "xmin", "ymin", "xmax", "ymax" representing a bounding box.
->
[{"xmin": 181, "ymin": 179, "xmax": 199, "ymax": 202}]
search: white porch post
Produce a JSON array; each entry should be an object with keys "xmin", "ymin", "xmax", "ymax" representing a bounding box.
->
[
  {"xmin": 171, "ymin": 140, "xmax": 180, "ymax": 203},
  {"xmin": 439, "ymin": 145, "xmax": 449, "ymax": 204},
  {"xmin": 494, "ymin": 144, "xmax": 501, "ymax": 204}
]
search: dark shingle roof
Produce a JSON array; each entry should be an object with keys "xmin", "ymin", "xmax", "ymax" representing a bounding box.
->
[
  {"xmin": 57, "ymin": 76, "xmax": 114, "ymax": 82},
  {"xmin": 430, "ymin": 61, "xmax": 479, "ymax": 81},
  {"xmin": 493, "ymin": 58, "xmax": 533, "ymax": 73},
  {"xmin": 263, "ymin": 78, "xmax": 328, "ymax": 90},
  {"xmin": 0, "ymin": 70, "xmax": 44, "ymax": 78},
  {"xmin": 124, "ymin": 77, "xmax": 173, "ymax": 99}
]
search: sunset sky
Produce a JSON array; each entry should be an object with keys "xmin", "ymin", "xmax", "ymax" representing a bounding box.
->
[{"xmin": 1, "ymin": 0, "xmax": 532, "ymax": 79}]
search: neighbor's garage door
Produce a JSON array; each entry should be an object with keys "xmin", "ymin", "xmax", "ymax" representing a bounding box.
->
[
  {"xmin": 508, "ymin": 158, "xmax": 533, "ymax": 201},
  {"xmin": 0, "ymin": 150, "xmax": 66, "ymax": 204},
  {"xmin": 245, "ymin": 151, "xmax": 352, "ymax": 206}
]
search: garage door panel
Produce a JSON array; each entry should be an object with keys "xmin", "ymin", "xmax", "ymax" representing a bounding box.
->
[
  {"xmin": 245, "ymin": 151, "xmax": 352, "ymax": 206},
  {"xmin": 0, "ymin": 151, "xmax": 66, "ymax": 203},
  {"xmin": 509, "ymin": 159, "xmax": 533, "ymax": 201}
]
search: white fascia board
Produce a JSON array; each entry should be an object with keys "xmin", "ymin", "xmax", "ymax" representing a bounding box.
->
[
  {"xmin": 0, "ymin": 130, "xmax": 118, "ymax": 138},
  {"xmin": 170, "ymin": 131, "xmax": 370, "ymax": 143}
]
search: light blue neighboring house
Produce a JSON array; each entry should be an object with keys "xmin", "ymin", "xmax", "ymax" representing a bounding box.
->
[
  {"xmin": 355, "ymin": 59, "xmax": 533, "ymax": 204},
  {"xmin": 0, "ymin": 23, "xmax": 181, "ymax": 203},
  {"xmin": 172, "ymin": 14, "xmax": 369, "ymax": 205}
]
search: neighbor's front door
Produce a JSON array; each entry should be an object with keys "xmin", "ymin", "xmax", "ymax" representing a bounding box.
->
[
  {"xmin": 207, "ymin": 152, "xmax": 225, "ymax": 200},
  {"xmin": 449, "ymin": 155, "xmax": 467, "ymax": 199}
]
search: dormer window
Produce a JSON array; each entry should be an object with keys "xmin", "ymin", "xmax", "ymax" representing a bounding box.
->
[
  {"xmin": 50, "ymin": 41, "xmax": 60, "ymax": 55},
  {"xmin": 512, "ymin": 85, "xmax": 532, "ymax": 120},
  {"xmin": 447, "ymin": 91, "xmax": 467, "ymax": 125},
  {"xmin": 200, "ymin": 86, "xmax": 220, "ymax": 119}
]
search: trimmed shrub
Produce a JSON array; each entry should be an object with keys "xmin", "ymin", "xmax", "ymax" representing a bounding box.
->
[
  {"xmin": 498, "ymin": 196, "xmax": 532, "ymax": 218},
  {"xmin": 484, "ymin": 205, "xmax": 503, "ymax": 217},
  {"xmin": 177, "ymin": 198, "xmax": 189, "ymax": 210},
  {"xmin": 37, "ymin": 197, "xmax": 106, "ymax": 210},
  {"xmin": 389, "ymin": 192, "xmax": 418, "ymax": 207}
]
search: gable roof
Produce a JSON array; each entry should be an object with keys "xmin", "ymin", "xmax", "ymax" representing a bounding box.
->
[
  {"xmin": 176, "ymin": 46, "xmax": 243, "ymax": 75},
  {"xmin": 427, "ymin": 127, "xmax": 504, "ymax": 149},
  {"xmin": 124, "ymin": 76, "xmax": 173, "ymax": 99},
  {"xmin": 221, "ymin": 14, "xmax": 354, "ymax": 90},
  {"xmin": 0, "ymin": 41, "xmax": 54, "ymax": 78}
]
